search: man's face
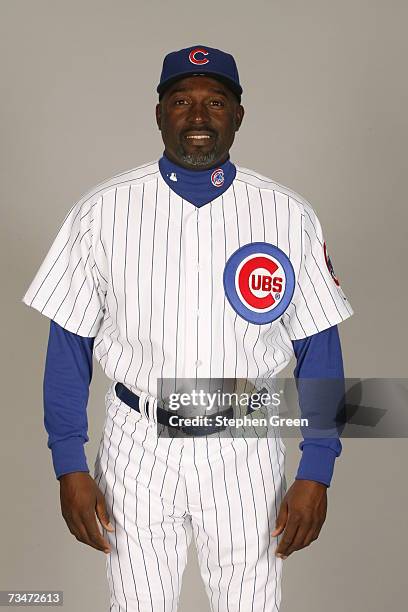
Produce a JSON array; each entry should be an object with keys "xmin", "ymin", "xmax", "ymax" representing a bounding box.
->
[{"xmin": 156, "ymin": 75, "xmax": 244, "ymax": 170}]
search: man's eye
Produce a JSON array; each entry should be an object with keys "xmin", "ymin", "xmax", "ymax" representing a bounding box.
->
[
  {"xmin": 210, "ymin": 100, "xmax": 224, "ymax": 107},
  {"xmin": 174, "ymin": 99, "xmax": 188, "ymax": 105}
]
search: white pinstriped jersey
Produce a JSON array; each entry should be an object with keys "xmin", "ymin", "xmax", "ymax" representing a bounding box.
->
[{"xmin": 22, "ymin": 160, "xmax": 353, "ymax": 410}]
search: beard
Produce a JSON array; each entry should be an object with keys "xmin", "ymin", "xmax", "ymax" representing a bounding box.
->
[
  {"xmin": 179, "ymin": 150, "xmax": 218, "ymax": 168},
  {"xmin": 176, "ymin": 139, "xmax": 220, "ymax": 169}
]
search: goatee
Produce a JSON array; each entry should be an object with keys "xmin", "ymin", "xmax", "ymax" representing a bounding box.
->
[
  {"xmin": 176, "ymin": 143, "xmax": 219, "ymax": 169},
  {"xmin": 180, "ymin": 150, "xmax": 217, "ymax": 168}
]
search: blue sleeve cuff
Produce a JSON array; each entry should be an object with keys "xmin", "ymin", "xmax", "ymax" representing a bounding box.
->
[
  {"xmin": 51, "ymin": 437, "xmax": 90, "ymax": 480},
  {"xmin": 295, "ymin": 443, "xmax": 339, "ymax": 487}
]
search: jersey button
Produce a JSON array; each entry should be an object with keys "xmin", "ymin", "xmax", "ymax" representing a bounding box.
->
[{"xmin": 195, "ymin": 360, "xmax": 202, "ymax": 367}]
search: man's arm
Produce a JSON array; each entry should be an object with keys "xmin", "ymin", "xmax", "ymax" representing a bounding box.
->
[
  {"xmin": 272, "ymin": 325, "xmax": 345, "ymax": 559},
  {"xmin": 44, "ymin": 320, "xmax": 94, "ymax": 479},
  {"xmin": 44, "ymin": 320, "xmax": 113, "ymax": 553},
  {"xmin": 292, "ymin": 324, "xmax": 345, "ymax": 487}
]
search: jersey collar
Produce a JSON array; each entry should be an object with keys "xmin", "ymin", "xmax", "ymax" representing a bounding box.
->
[{"xmin": 158, "ymin": 152, "xmax": 236, "ymax": 207}]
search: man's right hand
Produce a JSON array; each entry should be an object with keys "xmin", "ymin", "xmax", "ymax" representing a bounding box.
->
[{"xmin": 59, "ymin": 472, "xmax": 114, "ymax": 554}]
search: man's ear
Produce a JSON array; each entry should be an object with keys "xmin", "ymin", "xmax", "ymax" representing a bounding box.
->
[
  {"xmin": 155, "ymin": 103, "xmax": 162, "ymax": 130},
  {"xmin": 235, "ymin": 105, "xmax": 245, "ymax": 131}
]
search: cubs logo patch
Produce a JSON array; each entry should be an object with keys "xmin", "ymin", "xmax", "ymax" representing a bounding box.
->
[
  {"xmin": 223, "ymin": 243, "xmax": 295, "ymax": 324},
  {"xmin": 323, "ymin": 242, "xmax": 340, "ymax": 286},
  {"xmin": 211, "ymin": 168, "xmax": 224, "ymax": 187},
  {"xmin": 189, "ymin": 48, "xmax": 209, "ymax": 65}
]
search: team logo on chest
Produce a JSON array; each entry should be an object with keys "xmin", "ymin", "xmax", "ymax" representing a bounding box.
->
[
  {"xmin": 211, "ymin": 168, "xmax": 224, "ymax": 187},
  {"xmin": 223, "ymin": 242, "xmax": 295, "ymax": 324}
]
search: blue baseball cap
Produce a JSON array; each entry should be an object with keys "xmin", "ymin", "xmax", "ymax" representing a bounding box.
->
[{"xmin": 157, "ymin": 45, "xmax": 243, "ymax": 101}]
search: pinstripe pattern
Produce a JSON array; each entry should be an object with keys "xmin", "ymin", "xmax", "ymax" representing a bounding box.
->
[
  {"xmin": 23, "ymin": 160, "xmax": 353, "ymax": 611},
  {"xmin": 95, "ymin": 394, "xmax": 285, "ymax": 611},
  {"xmin": 22, "ymin": 160, "xmax": 353, "ymax": 398}
]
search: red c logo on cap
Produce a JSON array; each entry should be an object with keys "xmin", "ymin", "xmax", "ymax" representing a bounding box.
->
[{"xmin": 189, "ymin": 48, "xmax": 209, "ymax": 65}]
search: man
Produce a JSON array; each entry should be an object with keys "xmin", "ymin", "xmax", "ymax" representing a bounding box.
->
[{"xmin": 22, "ymin": 45, "xmax": 353, "ymax": 611}]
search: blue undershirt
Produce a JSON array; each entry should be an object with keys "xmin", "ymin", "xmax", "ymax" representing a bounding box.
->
[
  {"xmin": 292, "ymin": 328, "xmax": 344, "ymax": 486},
  {"xmin": 43, "ymin": 322, "xmax": 94, "ymax": 479},
  {"xmin": 43, "ymin": 154, "xmax": 345, "ymax": 486},
  {"xmin": 158, "ymin": 152, "xmax": 236, "ymax": 207}
]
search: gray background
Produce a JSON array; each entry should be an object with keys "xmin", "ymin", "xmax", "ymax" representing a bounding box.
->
[{"xmin": 1, "ymin": 0, "xmax": 407, "ymax": 610}]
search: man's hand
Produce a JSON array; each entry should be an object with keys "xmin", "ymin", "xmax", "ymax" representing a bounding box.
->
[
  {"xmin": 271, "ymin": 479, "xmax": 328, "ymax": 559},
  {"xmin": 59, "ymin": 472, "xmax": 114, "ymax": 554}
]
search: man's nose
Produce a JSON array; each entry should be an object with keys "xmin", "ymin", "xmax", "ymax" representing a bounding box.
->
[{"xmin": 188, "ymin": 101, "xmax": 209, "ymax": 123}]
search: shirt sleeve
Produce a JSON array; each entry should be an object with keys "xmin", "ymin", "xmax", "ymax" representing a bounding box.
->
[
  {"xmin": 282, "ymin": 205, "xmax": 353, "ymax": 340},
  {"xmin": 292, "ymin": 325, "xmax": 345, "ymax": 487},
  {"xmin": 21, "ymin": 196, "xmax": 105, "ymax": 338},
  {"xmin": 44, "ymin": 320, "xmax": 94, "ymax": 480}
]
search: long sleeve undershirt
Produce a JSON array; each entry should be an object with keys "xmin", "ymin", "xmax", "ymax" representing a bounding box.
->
[
  {"xmin": 43, "ymin": 320, "xmax": 345, "ymax": 486},
  {"xmin": 292, "ymin": 325, "xmax": 345, "ymax": 486},
  {"xmin": 43, "ymin": 321, "xmax": 94, "ymax": 479}
]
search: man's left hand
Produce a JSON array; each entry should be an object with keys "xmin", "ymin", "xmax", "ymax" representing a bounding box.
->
[{"xmin": 271, "ymin": 479, "xmax": 328, "ymax": 559}]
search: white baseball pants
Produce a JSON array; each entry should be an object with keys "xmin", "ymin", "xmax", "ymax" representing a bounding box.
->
[{"xmin": 94, "ymin": 389, "xmax": 286, "ymax": 612}]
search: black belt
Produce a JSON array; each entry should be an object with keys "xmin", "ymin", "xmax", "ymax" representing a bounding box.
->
[{"xmin": 115, "ymin": 382, "xmax": 236, "ymax": 436}]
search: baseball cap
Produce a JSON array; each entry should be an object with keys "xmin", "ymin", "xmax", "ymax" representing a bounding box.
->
[{"xmin": 157, "ymin": 45, "xmax": 243, "ymax": 101}]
